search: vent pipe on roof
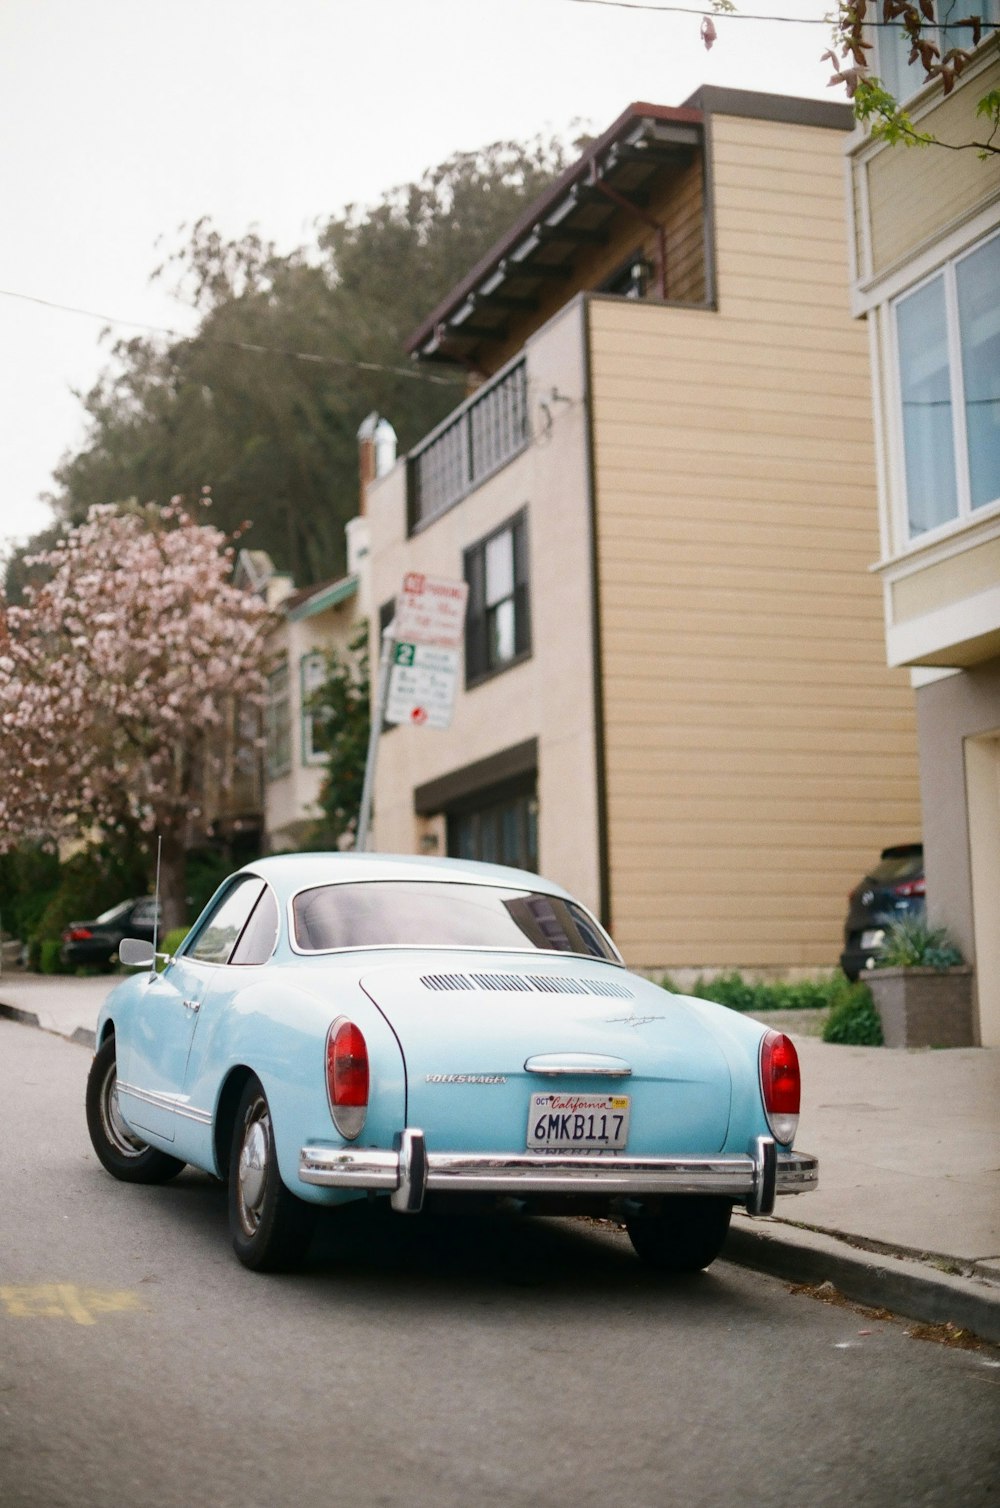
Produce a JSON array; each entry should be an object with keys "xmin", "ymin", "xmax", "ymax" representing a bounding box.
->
[{"xmin": 356, "ymin": 412, "xmax": 397, "ymax": 515}]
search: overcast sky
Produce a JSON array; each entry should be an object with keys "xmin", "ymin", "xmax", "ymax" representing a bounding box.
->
[{"xmin": 0, "ymin": 0, "xmax": 837, "ymax": 561}]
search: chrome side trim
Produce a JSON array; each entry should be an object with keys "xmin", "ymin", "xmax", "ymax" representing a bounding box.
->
[
  {"xmin": 117, "ymin": 1081, "xmax": 212, "ymax": 1126},
  {"xmin": 300, "ymin": 1132, "xmax": 818, "ymax": 1213}
]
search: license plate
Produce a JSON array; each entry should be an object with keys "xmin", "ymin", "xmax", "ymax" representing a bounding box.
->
[
  {"xmin": 861, "ymin": 929, "xmax": 885, "ymax": 949},
  {"xmin": 527, "ymin": 1093, "xmax": 630, "ymax": 1151}
]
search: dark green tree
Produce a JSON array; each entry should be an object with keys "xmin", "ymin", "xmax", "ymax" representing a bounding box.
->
[{"xmin": 25, "ymin": 133, "xmax": 573, "ymax": 590}]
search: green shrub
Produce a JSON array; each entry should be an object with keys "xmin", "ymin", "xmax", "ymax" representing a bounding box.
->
[
  {"xmin": 184, "ymin": 847, "xmax": 235, "ymax": 919},
  {"xmin": 661, "ymin": 969, "xmax": 856, "ymax": 1016},
  {"xmin": 823, "ymin": 985, "xmax": 884, "ymax": 1046},
  {"xmin": 39, "ymin": 939, "xmax": 71, "ymax": 976},
  {"xmin": 661, "ymin": 968, "xmax": 884, "ymax": 1045},
  {"xmin": 0, "ymin": 843, "xmax": 61, "ymax": 942},
  {"xmin": 877, "ymin": 917, "xmax": 963, "ymax": 970},
  {"xmin": 161, "ymin": 926, "xmax": 190, "ymax": 955}
]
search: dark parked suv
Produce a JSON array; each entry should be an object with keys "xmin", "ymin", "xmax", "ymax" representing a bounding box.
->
[
  {"xmin": 60, "ymin": 897, "xmax": 160, "ymax": 968},
  {"xmin": 840, "ymin": 844, "xmax": 925, "ymax": 981}
]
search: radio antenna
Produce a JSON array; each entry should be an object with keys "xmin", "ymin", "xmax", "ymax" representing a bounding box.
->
[{"xmin": 151, "ymin": 835, "xmax": 162, "ymax": 973}]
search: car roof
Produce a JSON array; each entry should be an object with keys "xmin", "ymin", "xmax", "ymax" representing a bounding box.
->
[{"xmin": 236, "ymin": 851, "xmax": 577, "ymax": 902}]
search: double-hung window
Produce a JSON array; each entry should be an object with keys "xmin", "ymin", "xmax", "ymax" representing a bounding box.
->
[
  {"xmin": 464, "ymin": 510, "xmax": 531, "ymax": 685},
  {"xmin": 265, "ymin": 661, "xmax": 291, "ymax": 777},
  {"xmin": 894, "ymin": 231, "xmax": 1000, "ymax": 540},
  {"xmin": 300, "ymin": 652, "xmax": 329, "ymax": 765},
  {"xmin": 875, "ymin": 1, "xmax": 1000, "ymax": 101}
]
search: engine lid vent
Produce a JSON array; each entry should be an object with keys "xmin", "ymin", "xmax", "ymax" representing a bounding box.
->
[{"xmin": 419, "ymin": 971, "xmax": 634, "ymax": 1000}]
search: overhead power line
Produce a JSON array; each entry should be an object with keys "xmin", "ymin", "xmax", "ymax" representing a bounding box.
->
[
  {"xmin": 563, "ymin": 1, "xmax": 829, "ymax": 20},
  {"xmin": 559, "ymin": 0, "xmax": 996, "ymax": 25},
  {"xmin": 0, "ymin": 287, "xmax": 466, "ymax": 388}
]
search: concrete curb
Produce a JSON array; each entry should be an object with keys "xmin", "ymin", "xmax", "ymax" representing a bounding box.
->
[
  {"xmin": 725, "ymin": 1215, "xmax": 1000, "ymax": 1344},
  {"xmin": 5, "ymin": 999, "xmax": 998, "ymax": 1341},
  {"xmin": 0, "ymin": 1002, "xmax": 96, "ymax": 1049}
]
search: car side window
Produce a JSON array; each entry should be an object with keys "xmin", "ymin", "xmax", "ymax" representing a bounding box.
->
[
  {"xmin": 185, "ymin": 878, "xmax": 266, "ymax": 966},
  {"xmin": 229, "ymin": 886, "xmax": 280, "ymax": 967}
]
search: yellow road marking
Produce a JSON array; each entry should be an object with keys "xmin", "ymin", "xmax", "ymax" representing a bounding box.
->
[{"xmin": 0, "ymin": 1284, "xmax": 145, "ymax": 1325}]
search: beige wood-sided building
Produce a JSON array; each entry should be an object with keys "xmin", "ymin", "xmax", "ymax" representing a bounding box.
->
[
  {"xmin": 846, "ymin": 31, "xmax": 1000, "ymax": 1041},
  {"xmin": 363, "ymin": 86, "xmax": 922, "ymax": 976}
]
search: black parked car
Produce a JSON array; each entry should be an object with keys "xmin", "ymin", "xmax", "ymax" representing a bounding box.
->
[
  {"xmin": 60, "ymin": 897, "xmax": 160, "ymax": 968},
  {"xmin": 839, "ymin": 844, "xmax": 924, "ymax": 981}
]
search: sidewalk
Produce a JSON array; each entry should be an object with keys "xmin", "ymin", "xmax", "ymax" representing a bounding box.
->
[{"xmin": 2, "ymin": 971, "xmax": 998, "ymax": 1340}]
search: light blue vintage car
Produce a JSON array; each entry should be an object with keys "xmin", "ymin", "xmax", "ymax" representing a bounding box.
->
[{"xmin": 86, "ymin": 852, "xmax": 818, "ymax": 1272}]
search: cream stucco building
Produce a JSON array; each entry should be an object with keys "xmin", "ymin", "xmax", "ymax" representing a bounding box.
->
[{"xmin": 359, "ymin": 87, "xmax": 923, "ymax": 977}]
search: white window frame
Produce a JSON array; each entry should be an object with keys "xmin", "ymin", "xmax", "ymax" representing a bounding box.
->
[
  {"xmin": 266, "ymin": 661, "xmax": 291, "ymax": 779},
  {"xmin": 889, "ymin": 227, "xmax": 1000, "ymax": 548},
  {"xmin": 300, "ymin": 651, "xmax": 330, "ymax": 767}
]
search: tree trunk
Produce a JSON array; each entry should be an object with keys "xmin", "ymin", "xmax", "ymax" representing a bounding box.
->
[{"xmin": 156, "ymin": 831, "xmax": 188, "ymax": 933}]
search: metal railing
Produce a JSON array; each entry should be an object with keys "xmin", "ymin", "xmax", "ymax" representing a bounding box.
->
[{"xmin": 408, "ymin": 359, "xmax": 529, "ymax": 531}]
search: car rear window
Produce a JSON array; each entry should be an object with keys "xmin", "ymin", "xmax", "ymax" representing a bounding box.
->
[
  {"xmin": 870, "ymin": 851, "xmax": 923, "ymax": 885},
  {"xmin": 291, "ymin": 881, "xmax": 619, "ymax": 961}
]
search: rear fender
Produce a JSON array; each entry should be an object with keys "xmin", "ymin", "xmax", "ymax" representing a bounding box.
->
[{"xmin": 191, "ymin": 980, "xmax": 407, "ymax": 1200}]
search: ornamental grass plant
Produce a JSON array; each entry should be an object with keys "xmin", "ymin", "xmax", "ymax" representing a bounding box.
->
[{"xmin": 875, "ymin": 917, "xmax": 964, "ymax": 971}]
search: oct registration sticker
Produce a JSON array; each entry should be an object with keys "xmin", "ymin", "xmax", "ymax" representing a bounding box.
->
[{"xmin": 527, "ymin": 1093, "xmax": 630, "ymax": 1152}]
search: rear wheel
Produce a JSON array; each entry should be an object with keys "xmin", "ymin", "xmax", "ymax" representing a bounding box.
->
[
  {"xmin": 228, "ymin": 1076, "xmax": 316, "ymax": 1272},
  {"xmin": 85, "ymin": 1035, "xmax": 185, "ymax": 1184},
  {"xmin": 626, "ymin": 1197, "xmax": 732, "ymax": 1273}
]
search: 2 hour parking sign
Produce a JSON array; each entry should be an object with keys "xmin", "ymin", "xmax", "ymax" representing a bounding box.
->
[{"xmin": 384, "ymin": 640, "xmax": 461, "ymax": 729}]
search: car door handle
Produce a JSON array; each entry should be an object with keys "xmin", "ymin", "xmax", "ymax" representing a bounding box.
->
[{"xmin": 182, "ymin": 998, "xmax": 201, "ymax": 1013}]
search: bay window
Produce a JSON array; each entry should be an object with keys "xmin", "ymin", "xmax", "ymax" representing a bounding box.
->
[{"xmin": 894, "ymin": 231, "xmax": 1000, "ymax": 539}]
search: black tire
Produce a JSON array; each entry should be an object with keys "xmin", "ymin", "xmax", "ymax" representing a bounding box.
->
[
  {"xmin": 85, "ymin": 1034, "xmax": 186, "ymax": 1185},
  {"xmin": 228, "ymin": 1076, "xmax": 316, "ymax": 1272},
  {"xmin": 626, "ymin": 1197, "xmax": 732, "ymax": 1273}
]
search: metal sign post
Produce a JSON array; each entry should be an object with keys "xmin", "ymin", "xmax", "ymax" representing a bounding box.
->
[
  {"xmin": 355, "ymin": 573, "xmax": 469, "ymax": 854},
  {"xmin": 356, "ymin": 621, "xmax": 396, "ymax": 853}
]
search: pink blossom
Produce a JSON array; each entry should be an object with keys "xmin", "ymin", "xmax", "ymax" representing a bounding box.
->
[{"xmin": 0, "ymin": 500, "xmax": 272, "ymax": 894}]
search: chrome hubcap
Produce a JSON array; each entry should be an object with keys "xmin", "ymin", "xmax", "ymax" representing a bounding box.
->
[
  {"xmin": 103, "ymin": 1063, "xmax": 146, "ymax": 1157},
  {"xmin": 238, "ymin": 1108, "xmax": 269, "ymax": 1231}
]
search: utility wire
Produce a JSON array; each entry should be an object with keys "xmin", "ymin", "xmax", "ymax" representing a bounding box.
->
[
  {"xmin": 0, "ymin": 287, "xmax": 466, "ymax": 388},
  {"xmin": 560, "ymin": 0, "xmax": 996, "ymax": 24},
  {"xmin": 563, "ymin": 1, "xmax": 830, "ymax": 20}
]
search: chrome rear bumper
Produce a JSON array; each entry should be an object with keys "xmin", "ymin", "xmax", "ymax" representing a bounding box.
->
[{"xmin": 300, "ymin": 1130, "xmax": 818, "ymax": 1217}]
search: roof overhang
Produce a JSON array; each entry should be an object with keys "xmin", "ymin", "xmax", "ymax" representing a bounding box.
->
[
  {"xmin": 406, "ymin": 102, "xmax": 703, "ymax": 365},
  {"xmin": 285, "ymin": 574, "xmax": 358, "ymax": 623}
]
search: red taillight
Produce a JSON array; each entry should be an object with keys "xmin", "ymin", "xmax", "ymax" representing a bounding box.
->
[
  {"xmin": 67, "ymin": 927, "xmax": 93, "ymax": 941},
  {"xmin": 892, "ymin": 878, "xmax": 925, "ymax": 898},
  {"xmin": 759, "ymin": 1030, "xmax": 800, "ymax": 1146},
  {"xmin": 326, "ymin": 1019, "xmax": 369, "ymax": 1140}
]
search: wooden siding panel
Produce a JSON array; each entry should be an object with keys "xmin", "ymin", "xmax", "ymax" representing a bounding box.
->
[
  {"xmin": 865, "ymin": 49, "xmax": 1000, "ymax": 275},
  {"xmin": 588, "ymin": 112, "xmax": 920, "ymax": 970}
]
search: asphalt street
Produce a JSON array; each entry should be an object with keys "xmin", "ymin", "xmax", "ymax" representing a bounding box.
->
[
  {"xmin": 2, "ymin": 1019, "xmax": 998, "ymax": 1508},
  {"xmin": 1, "ymin": 971, "xmax": 999, "ymax": 1342}
]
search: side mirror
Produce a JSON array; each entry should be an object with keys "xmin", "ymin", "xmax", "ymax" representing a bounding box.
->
[{"xmin": 119, "ymin": 937, "xmax": 156, "ymax": 968}]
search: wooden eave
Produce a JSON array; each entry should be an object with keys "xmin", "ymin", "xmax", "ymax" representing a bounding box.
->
[{"xmin": 405, "ymin": 102, "xmax": 704, "ymax": 366}]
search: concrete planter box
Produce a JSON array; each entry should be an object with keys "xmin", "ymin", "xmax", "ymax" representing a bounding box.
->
[{"xmin": 868, "ymin": 966, "xmax": 975, "ymax": 1048}]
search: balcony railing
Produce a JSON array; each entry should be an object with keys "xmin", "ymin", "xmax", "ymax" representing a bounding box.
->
[{"xmin": 407, "ymin": 359, "xmax": 529, "ymax": 532}]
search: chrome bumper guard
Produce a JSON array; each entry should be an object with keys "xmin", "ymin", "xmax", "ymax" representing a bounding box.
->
[{"xmin": 299, "ymin": 1131, "xmax": 818, "ymax": 1217}]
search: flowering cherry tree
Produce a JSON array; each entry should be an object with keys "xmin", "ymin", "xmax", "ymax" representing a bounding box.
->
[{"xmin": 0, "ymin": 499, "xmax": 271, "ymax": 929}]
